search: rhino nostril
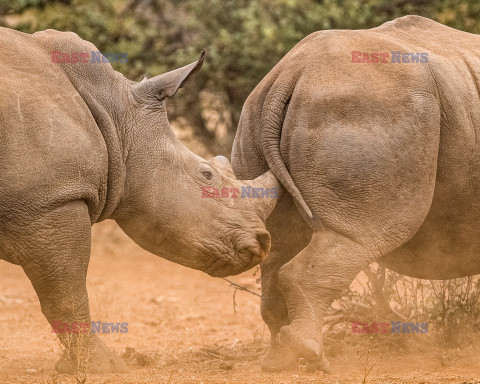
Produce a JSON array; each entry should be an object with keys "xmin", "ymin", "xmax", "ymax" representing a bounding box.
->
[{"xmin": 256, "ymin": 231, "xmax": 271, "ymax": 256}]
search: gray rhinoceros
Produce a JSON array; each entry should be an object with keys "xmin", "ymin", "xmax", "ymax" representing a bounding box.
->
[
  {"xmin": 0, "ymin": 28, "xmax": 279, "ymax": 373},
  {"xmin": 232, "ymin": 15, "xmax": 480, "ymax": 372}
]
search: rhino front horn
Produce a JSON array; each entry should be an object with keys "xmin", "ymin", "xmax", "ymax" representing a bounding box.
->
[{"xmin": 252, "ymin": 170, "xmax": 283, "ymax": 221}]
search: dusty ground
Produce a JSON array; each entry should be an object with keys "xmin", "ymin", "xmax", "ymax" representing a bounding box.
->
[
  {"xmin": 2, "ymin": 220, "xmax": 480, "ymax": 384},
  {"xmin": 3, "ymin": 4, "xmax": 480, "ymax": 383}
]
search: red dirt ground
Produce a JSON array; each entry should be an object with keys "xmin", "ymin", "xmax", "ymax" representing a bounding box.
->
[{"xmin": 2, "ymin": 221, "xmax": 480, "ymax": 384}]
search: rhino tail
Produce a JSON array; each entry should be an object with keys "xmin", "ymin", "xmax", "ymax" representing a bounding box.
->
[{"xmin": 260, "ymin": 75, "xmax": 315, "ymax": 224}]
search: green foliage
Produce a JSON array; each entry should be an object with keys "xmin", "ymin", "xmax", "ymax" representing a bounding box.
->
[{"xmin": 0, "ymin": 0, "xmax": 478, "ymax": 152}]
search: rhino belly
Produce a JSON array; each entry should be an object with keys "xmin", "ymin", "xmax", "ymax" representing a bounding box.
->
[{"xmin": 379, "ymin": 183, "xmax": 480, "ymax": 279}]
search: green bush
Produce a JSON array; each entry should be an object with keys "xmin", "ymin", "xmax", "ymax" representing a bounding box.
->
[{"xmin": 2, "ymin": 0, "xmax": 477, "ymax": 154}]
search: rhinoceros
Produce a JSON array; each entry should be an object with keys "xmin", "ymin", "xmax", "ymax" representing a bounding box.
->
[
  {"xmin": 0, "ymin": 28, "xmax": 280, "ymax": 373},
  {"xmin": 232, "ymin": 15, "xmax": 480, "ymax": 372}
]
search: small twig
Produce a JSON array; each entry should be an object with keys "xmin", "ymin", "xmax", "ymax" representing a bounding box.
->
[
  {"xmin": 323, "ymin": 314, "xmax": 363, "ymax": 331},
  {"xmin": 221, "ymin": 278, "xmax": 261, "ymax": 297},
  {"xmin": 166, "ymin": 370, "xmax": 175, "ymax": 384},
  {"xmin": 358, "ymin": 349, "xmax": 375, "ymax": 384},
  {"xmin": 343, "ymin": 300, "xmax": 372, "ymax": 311},
  {"xmin": 233, "ymin": 289, "xmax": 238, "ymax": 316},
  {"xmin": 364, "ymin": 268, "xmax": 408, "ymax": 321}
]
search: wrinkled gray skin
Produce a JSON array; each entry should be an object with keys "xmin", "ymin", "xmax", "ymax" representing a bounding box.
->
[
  {"xmin": 0, "ymin": 28, "xmax": 280, "ymax": 374},
  {"xmin": 232, "ymin": 15, "xmax": 480, "ymax": 372}
]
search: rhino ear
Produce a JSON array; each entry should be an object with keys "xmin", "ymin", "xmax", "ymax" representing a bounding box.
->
[{"xmin": 132, "ymin": 51, "xmax": 205, "ymax": 103}]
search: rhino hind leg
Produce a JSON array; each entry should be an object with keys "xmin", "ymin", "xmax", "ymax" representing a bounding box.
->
[
  {"xmin": 272, "ymin": 230, "xmax": 377, "ymax": 372},
  {"xmin": 259, "ymin": 250, "xmax": 297, "ymax": 372},
  {"xmin": 21, "ymin": 201, "xmax": 128, "ymax": 374},
  {"xmin": 259, "ymin": 194, "xmax": 313, "ymax": 371}
]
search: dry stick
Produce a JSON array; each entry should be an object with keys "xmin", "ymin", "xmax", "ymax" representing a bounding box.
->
[
  {"xmin": 232, "ymin": 289, "xmax": 238, "ymax": 315},
  {"xmin": 221, "ymin": 277, "xmax": 261, "ymax": 316},
  {"xmin": 343, "ymin": 300, "xmax": 372, "ymax": 311},
  {"xmin": 358, "ymin": 349, "xmax": 375, "ymax": 384},
  {"xmin": 470, "ymin": 279, "xmax": 480, "ymax": 315},
  {"xmin": 220, "ymin": 278, "xmax": 262, "ymax": 297},
  {"xmin": 364, "ymin": 268, "xmax": 408, "ymax": 322},
  {"xmin": 166, "ymin": 370, "xmax": 175, "ymax": 384}
]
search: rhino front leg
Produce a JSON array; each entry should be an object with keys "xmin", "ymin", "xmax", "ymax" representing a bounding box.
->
[
  {"xmin": 276, "ymin": 230, "xmax": 377, "ymax": 372},
  {"xmin": 20, "ymin": 201, "xmax": 128, "ymax": 374}
]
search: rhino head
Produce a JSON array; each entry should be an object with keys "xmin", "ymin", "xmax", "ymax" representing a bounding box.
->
[{"xmin": 111, "ymin": 52, "xmax": 280, "ymax": 276}]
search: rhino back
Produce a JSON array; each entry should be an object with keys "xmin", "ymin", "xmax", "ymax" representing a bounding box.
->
[{"xmin": 0, "ymin": 28, "xmax": 108, "ymax": 231}]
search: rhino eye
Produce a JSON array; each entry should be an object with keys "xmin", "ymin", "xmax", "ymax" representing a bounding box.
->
[{"xmin": 202, "ymin": 170, "xmax": 213, "ymax": 180}]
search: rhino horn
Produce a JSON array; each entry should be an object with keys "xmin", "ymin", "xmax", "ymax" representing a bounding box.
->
[{"xmin": 252, "ymin": 170, "xmax": 283, "ymax": 221}]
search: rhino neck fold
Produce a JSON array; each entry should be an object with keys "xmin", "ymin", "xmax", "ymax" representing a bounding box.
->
[
  {"xmin": 57, "ymin": 68, "xmax": 130, "ymax": 222},
  {"xmin": 72, "ymin": 78, "xmax": 129, "ymax": 222}
]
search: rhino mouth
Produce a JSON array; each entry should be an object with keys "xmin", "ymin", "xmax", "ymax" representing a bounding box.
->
[{"xmin": 203, "ymin": 244, "xmax": 265, "ymax": 277}]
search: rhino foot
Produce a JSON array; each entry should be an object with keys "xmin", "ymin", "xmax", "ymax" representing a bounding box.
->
[
  {"xmin": 261, "ymin": 343, "xmax": 298, "ymax": 372},
  {"xmin": 276, "ymin": 325, "xmax": 331, "ymax": 373},
  {"xmin": 55, "ymin": 336, "xmax": 129, "ymax": 375},
  {"xmin": 304, "ymin": 358, "xmax": 331, "ymax": 374}
]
